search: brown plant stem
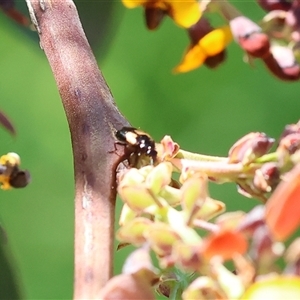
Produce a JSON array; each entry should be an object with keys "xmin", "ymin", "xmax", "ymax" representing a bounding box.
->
[{"xmin": 25, "ymin": 1, "xmax": 129, "ymax": 299}]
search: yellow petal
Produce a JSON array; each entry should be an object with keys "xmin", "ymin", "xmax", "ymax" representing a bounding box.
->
[
  {"xmin": 166, "ymin": 0, "xmax": 201, "ymax": 28},
  {"xmin": 122, "ymin": 0, "xmax": 149, "ymax": 8},
  {"xmin": 200, "ymin": 25, "xmax": 233, "ymax": 56},
  {"xmin": 0, "ymin": 152, "xmax": 20, "ymax": 166},
  {"xmin": 174, "ymin": 44, "xmax": 206, "ymax": 73},
  {"xmin": 0, "ymin": 174, "xmax": 12, "ymax": 190}
]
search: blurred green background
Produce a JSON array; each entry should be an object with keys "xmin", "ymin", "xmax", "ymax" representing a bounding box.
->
[{"xmin": 0, "ymin": 1, "xmax": 299, "ymax": 299}]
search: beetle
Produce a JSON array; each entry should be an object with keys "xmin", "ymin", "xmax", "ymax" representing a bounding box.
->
[{"xmin": 115, "ymin": 127, "xmax": 157, "ymax": 165}]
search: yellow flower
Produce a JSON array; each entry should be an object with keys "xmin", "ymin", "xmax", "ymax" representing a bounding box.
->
[
  {"xmin": 122, "ymin": 0, "xmax": 201, "ymax": 29},
  {"xmin": 174, "ymin": 25, "xmax": 233, "ymax": 73},
  {"xmin": 0, "ymin": 153, "xmax": 20, "ymax": 190},
  {"xmin": 0, "ymin": 152, "xmax": 30, "ymax": 189}
]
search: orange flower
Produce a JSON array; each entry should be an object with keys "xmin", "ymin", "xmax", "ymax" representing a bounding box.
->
[
  {"xmin": 174, "ymin": 25, "xmax": 233, "ymax": 73},
  {"xmin": 122, "ymin": 0, "xmax": 201, "ymax": 29},
  {"xmin": 201, "ymin": 229, "xmax": 247, "ymax": 261}
]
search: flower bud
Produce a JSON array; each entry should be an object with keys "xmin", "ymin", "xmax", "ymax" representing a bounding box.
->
[
  {"xmin": 240, "ymin": 32, "xmax": 270, "ymax": 58},
  {"xmin": 277, "ymin": 122, "xmax": 300, "ymax": 163},
  {"xmin": 280, "ymin": 121, "xmax": 300, "ymax": 138},
  {"xmin": 183, "ymin": 276, "xmax": 226, "ymax": 300},
  {"xmin": 188, "ymin": 17, "xmax": 213, "ymax": 45},
  {"xmin": 228, "ymin": 132, "xmax": 274, "ymax": 164},
  {"xmin": 230, "ymin": 16, "xmax": 271, "ymax": 57},
  {"xmin": 230, "ymin": 16, "xmax": 262, "ymax": 39},
  {"xmin": 145, "ymin": 7, "xmax": 165, "ymax": 30},
  {"xmin": 273, "ymin": 44, "xmax": 299, "ymax": 68},
  {"xmin": 180, "ymin": 173, "xmax": 207, "ymax": 221},
  {"xmin": 159, "ymin": 135, "xmax": 180, "ymax": 160},
  {"xmin": 253, "ymin": 162, "xmax": 280, "ymax": 193},
  {"xmin": 204, "ymin": 50, "xmax": 226, "ymax": 68},
  {"xmin": 116, "ymin": 217, "xmax": 153, "ymax": 246},
  {"xmin": 144, "ymin": 162, "xmax": 172, "ymax": 195},
  {"xmin": 277, "ymin": 133, "xmax": 300, "ymax": 164},
  {"xmin": 145, "ymin": 222, "xmax": 182, "ymax": 257},
  {"xmin": 263, "ymin": 46, "xmax": 300, "ymax": 81},
  {"xmin": 237, "ymin": 180, "xmax": 268, "ymax": 201},
  {"xmin": 119, "ymin": 204, "xmax": 137, "ymax": 226}
]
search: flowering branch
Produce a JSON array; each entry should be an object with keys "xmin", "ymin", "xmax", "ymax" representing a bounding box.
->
[
  {"xmin": 114, "ymin": 122, "xmax": 300, "ymax": 299},
  {"xmin": 122, "ymin": 0, "xmax": 300, "ymax": 80}
]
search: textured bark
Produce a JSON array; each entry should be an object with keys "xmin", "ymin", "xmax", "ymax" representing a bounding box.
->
[{"xmin": 25, "ymin": 1, "xmax": 129, "ymax": 298}]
